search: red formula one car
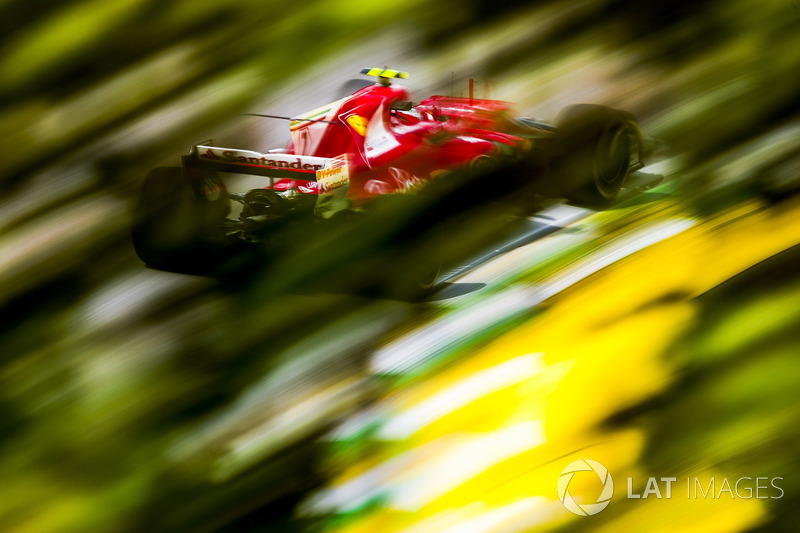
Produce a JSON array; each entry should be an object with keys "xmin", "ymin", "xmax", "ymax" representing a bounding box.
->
[{"xmin": 132, "ymin": 68, "xmax": 645, "ymax": 280}]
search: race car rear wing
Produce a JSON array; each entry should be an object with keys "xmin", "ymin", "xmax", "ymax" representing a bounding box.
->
[
  {"xmin": 184, "ymin": 144, "xmax": 329, "ymax": 180},
  {"xmin": 181, "ymin": 145, "xmax": 351, "ymax": 218}
]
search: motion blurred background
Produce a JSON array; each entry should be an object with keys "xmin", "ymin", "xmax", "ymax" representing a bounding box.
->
[{"xmin": 1, "ymin": 0, "xmax": 800, "ymax": 531}]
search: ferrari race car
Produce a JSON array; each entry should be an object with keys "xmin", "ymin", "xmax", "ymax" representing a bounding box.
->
[{"xmin": 132, "ymin": 67, "xmax": 646, "ymax": 283}]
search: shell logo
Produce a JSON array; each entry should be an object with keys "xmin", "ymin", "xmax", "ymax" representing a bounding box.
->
[{"xmin": 346, "ymin": 115, "xmax": 368, "ymax": 136}]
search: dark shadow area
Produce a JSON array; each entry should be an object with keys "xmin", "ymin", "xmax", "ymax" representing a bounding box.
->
[
  {"xmin": 607, "ymin": 191, "xmax": 673, "ymax": 209},
  {"xmin": 426, "ymin": 282, "xmax": 487, "ymax": 300}
]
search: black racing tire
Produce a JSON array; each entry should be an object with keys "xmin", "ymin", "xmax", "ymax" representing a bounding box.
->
[
  {"xmin": 553, "ymin": 104, "xmax": 641, "ymax": 206},
  {"xmin": 131, "ymin": 167, "xmax": 230, "ymax": 274}
]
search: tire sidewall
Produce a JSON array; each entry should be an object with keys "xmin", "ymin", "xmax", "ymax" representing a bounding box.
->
[{"xmin": 552, "ymin": 104, "xmax": 639, "ymax": 206}]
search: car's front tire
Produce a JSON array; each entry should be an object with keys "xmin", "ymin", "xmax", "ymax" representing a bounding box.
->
[{"xmin": 553, "ymin": 104, "xmax": 642, "ymax": 206}]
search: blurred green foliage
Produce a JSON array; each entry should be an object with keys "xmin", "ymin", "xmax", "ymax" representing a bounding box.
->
[{"xmin": 0, "ymin": 0, "xmax": 799, "ymax": 531}]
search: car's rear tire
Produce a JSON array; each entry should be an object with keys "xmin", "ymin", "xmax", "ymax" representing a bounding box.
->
[
  {"xmin": 553, "ymin": 104, "xmax": 641, "ymax": 206},
  {"xmin": 131, "ymin": 167, "xmax": 230, "ymax": 274},
  {"xmin": 353, "ymin": 194, "xmax": 445, "ymax": 300}
]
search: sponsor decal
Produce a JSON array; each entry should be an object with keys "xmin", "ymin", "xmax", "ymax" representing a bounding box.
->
[
  {"xmin": 199, "ymin": 147, "xmax": 325, "ymax": 172},
  {"xmin": 297, "ymin": 182, "xmax": 318, "ymax": 194},
  {"xmin": 317, "ymin": 155, "xmax": 350, "ymax": 193},
  {"xmin": 346, "ymin": 115, "xmax": 368, "ymax": 136},
  {"xmin": 203, "ymin": 148, "xmax": 221, "ymax": 160}
]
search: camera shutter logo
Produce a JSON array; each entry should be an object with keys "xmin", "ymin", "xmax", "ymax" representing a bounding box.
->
[{"xmin": 558, "ymin": 459, "xmax": 614, "ymax": 516}]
